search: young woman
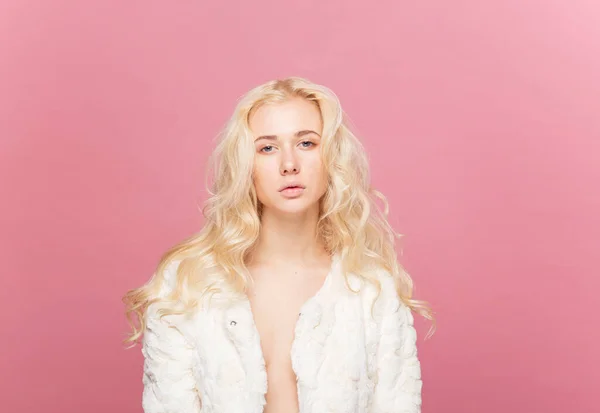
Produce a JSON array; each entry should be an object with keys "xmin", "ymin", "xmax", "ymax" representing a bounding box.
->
[{"xmin": 123, "ymin": 77, "xmax": 435, "ymax": 413}]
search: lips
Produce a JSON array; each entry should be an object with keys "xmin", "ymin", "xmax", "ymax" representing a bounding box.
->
[{"xmin": 279, "ymin": 184, "xmax": 305, "ymax": 192}]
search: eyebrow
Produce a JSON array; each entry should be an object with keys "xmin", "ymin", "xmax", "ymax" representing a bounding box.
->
[{"xmin": 254, "ymin": 130, "xmax": 321, "ymax": 142}]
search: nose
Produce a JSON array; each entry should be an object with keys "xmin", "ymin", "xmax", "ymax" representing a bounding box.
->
[
  {"xmin": 280, "ymin": 162, "xmax": 299, "ymax": 175},
  {"xmin": 280, "ymin": 152, "xmax": 300, "ymax": 175}
]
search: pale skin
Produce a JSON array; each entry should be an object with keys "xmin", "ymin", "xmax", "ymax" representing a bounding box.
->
[{"xmin": 246, "ymin": 97, "xmax": 331, "ymax": 413}]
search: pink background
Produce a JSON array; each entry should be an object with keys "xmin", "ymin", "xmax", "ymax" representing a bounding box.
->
[{"xmin": 1, "ymin": 1, "xmax": 598, "ymax": 412}]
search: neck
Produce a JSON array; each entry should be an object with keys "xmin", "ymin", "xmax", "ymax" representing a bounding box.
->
[{"xmin": 247, "ymin": 205, "xmax": 328, "ymax": 267}]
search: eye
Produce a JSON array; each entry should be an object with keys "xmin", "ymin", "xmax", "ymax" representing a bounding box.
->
[
  {"xmin": 260, "ymin": 145, "xmax": 274, "ymax": 153},
  {"xmin": 300, "ymin": 141, "xmax": 315, "ymax": 148}
]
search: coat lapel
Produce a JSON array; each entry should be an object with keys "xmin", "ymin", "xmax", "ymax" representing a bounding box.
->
[{"xmin": 223, "ymin": 300, "xmax": 268, "ymax": 410}]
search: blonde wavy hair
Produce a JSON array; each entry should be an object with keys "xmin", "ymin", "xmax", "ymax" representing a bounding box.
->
[{"xmin": 122, "ymin": 76, "xmax": 435, "ymax": 347}]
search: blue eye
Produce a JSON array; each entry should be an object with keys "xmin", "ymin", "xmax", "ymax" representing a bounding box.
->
[
  {"xmin": 300, "ymin": 141, "xmax": 314, "ymax": 148},
  {"xmin": 260, "ymin": 145, "xmax": 274, "ymax": 153}
]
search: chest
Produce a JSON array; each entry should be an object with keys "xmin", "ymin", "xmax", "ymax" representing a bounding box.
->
[
  {"xmin": 247, "ymin": 270, "xmax": 328, "ymax": 365},
  {"xmin": 246, "ymin": 271, "xmax": 331, "ymax": 412},
  {"xmin": 188, "ymin": 288, "xmax": 381, "ymax": 409}
]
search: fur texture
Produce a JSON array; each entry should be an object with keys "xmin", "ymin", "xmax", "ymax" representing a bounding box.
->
[{"xmin": 141, "ymin": 253, "xmax": 422, "ymax": 413}]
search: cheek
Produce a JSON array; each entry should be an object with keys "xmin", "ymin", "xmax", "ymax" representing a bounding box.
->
[
  {"xmin": 305, "ymin": 156, "xmax": 324, "ymax": 177},
  {"xmin": 253, "ymin": 159, "xmax": 276, "ymax": 190},
  {"xmin": 305, "ymin": 158, "xmax": 327, "ymax": 188}
]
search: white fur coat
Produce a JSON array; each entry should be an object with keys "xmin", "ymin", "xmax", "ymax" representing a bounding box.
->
[{"xmin": 140, "ymin": 253, "xmax": 422, "ymax": 413}]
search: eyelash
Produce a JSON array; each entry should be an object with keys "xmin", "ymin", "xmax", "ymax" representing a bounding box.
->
[{"xmin": 260, "ymin": 141, "xmax": 315, "ymax": 153}]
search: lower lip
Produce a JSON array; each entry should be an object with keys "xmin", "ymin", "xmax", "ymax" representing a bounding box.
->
[{"xmin": 280, "ymin": 187, "xmax": 305, "ymax": 197}]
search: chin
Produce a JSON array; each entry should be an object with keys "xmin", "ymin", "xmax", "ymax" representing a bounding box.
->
[
  {"xmin": 264, "ymin": 199, "xmax": 318, "ymax": 215},
  {"xmin": 277, "ymin": 203, "xmax": 313, "ymax": 215}
]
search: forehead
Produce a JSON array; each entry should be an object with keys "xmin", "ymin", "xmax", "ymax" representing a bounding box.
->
[{"xmin": 249, "ymin": 98, "xmax": 323, "ymax": 137}]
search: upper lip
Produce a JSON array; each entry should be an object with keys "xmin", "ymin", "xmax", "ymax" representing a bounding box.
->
[{"xmin": 278, "ymin": 182, "xmax": 305, "ymax": 191}]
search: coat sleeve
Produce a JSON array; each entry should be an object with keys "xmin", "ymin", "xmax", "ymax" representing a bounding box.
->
[
  {"xmin": 371, "ymin": 283, "xmax": 423, "ymax": 413},
  {"xmin": 141, "ymin": 263, "xmax": 202, "ymax": 413}
]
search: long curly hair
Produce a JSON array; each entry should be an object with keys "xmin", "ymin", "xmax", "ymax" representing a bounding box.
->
[{"xmin": 122, "ymin": 76, "xmax": 435, "ymax": 346}]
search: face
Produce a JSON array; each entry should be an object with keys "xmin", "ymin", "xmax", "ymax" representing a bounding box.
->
[{"xmin": 249, "ymin": 97, "xmax": 327, "ymax": 216}]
